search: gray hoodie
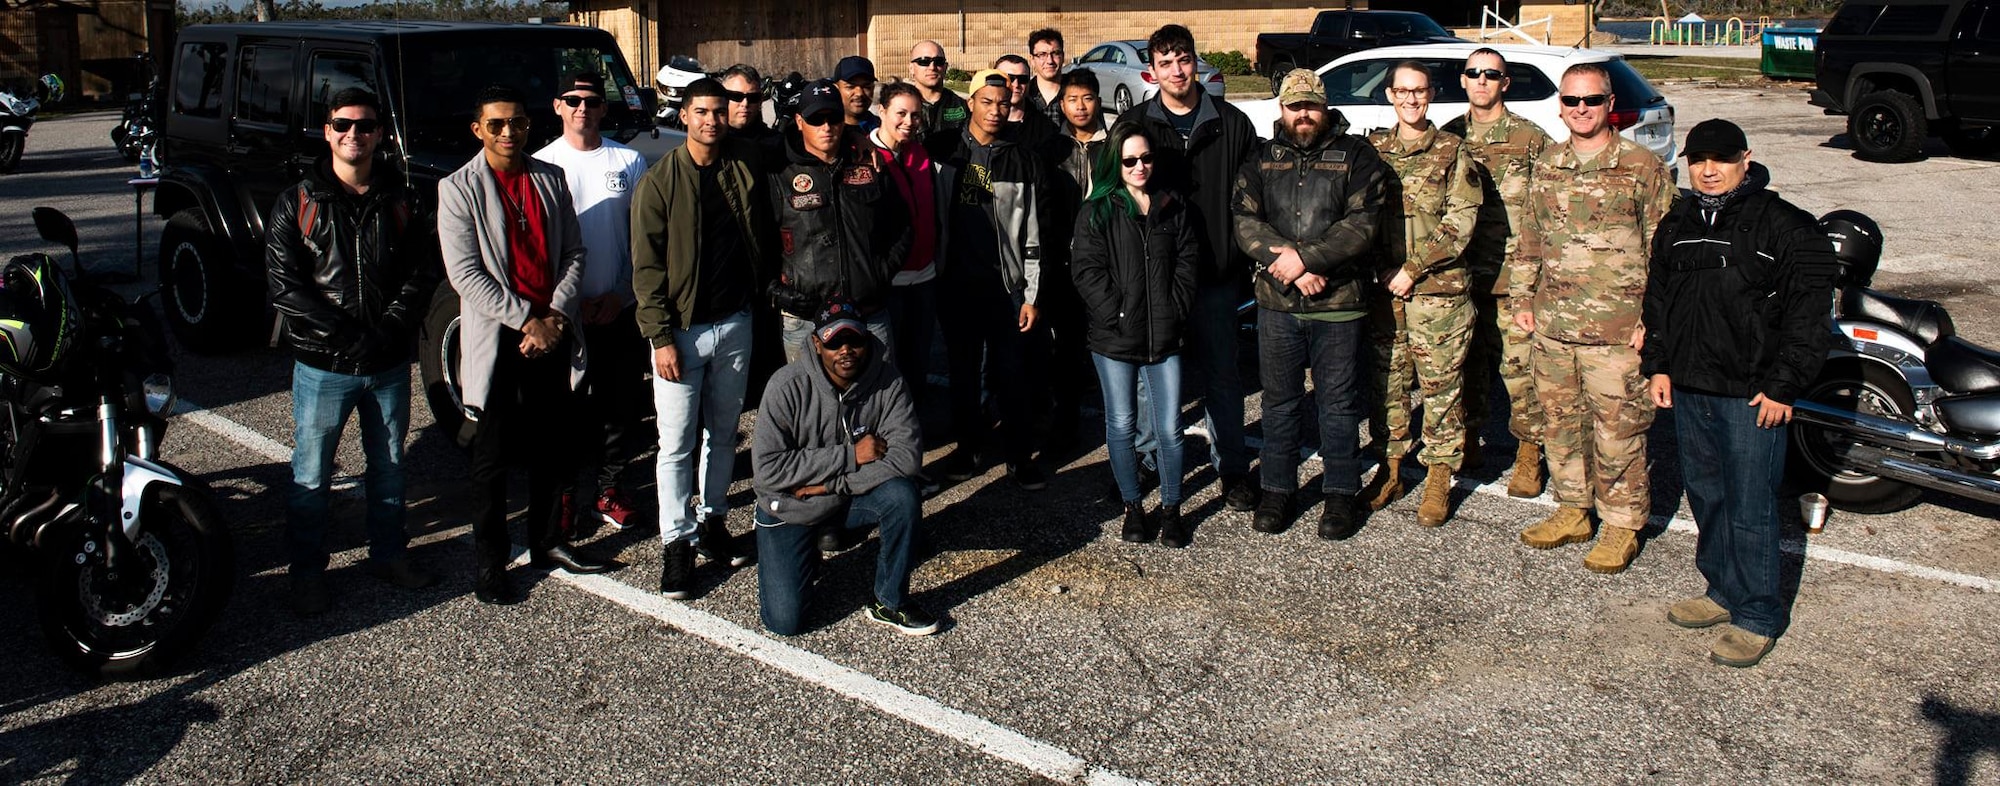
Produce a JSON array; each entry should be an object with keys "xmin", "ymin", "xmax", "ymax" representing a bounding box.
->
[{"xmin": 751, "ymin": 337, "xmax": 922, "ymax": 525}]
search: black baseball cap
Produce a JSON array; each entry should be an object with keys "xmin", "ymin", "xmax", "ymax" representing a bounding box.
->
[
  {"xmin": 564, "ymin": 71, "xmax": 607, "ymax": 96},
  {"xmin": 813, "ymin": 296, "xmax": 867, "ymax": 344},
  {"xmin": 834, "ymin": 56, "xmax": 877, "ymax": 84},
  {"xmin": 798, "ymin": 79, "xmax": 844, "ymax": 120},
  {"xmin": 1681, "ymin": 118, "xmax": 1749, "ymax": 158}
]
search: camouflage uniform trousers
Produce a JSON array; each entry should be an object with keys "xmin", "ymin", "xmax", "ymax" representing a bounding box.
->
[
  {"xmin": 1367, "ymin": 293, "xmax": 1473, "ymax": 470},
  {"xmin": 1463, "ymin": 291, "xmax": 1543, "ymax": 445},
  {"xmin": 1530, "ymin": 332, "xmax": 1654, "ymax": 530}
]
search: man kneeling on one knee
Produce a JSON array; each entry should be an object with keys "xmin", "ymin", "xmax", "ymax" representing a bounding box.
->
[{"xmin": 751, "ymin": 298, "xmax": 940, "ymax": 636}]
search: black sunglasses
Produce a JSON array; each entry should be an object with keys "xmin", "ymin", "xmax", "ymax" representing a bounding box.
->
[
  {"xmin": 1559, "ymin": 94, "xmax": 1610, "ymax": 107},
  {"xmin": 481, "ymin": 116, "xmax": 532, "ymax": 134},
  {"xmin": 801, "ymin": 112, "xmax": 843, "ymax": 127},
  {"xmin": 559, "ymin": 95, "xmax": 606, "ymax": 108},
  {"xmin": 1006, "ymin": 74, "xmax": 1032, "ymax": 85},
  {"xmin": 724, "ymin": 90, "xmax": 764, "ymax": 104},
  {"xmin": 328, "ymin": 117, "xmax": 381, "ymax": 134},
  {"xmin": 1462, "ymin": 68, "xmax": 1506, "ymax": 81},
  {"xmin": 821, "ymin": 332, "xmax": 867, "ymax": 350},
  {"xmin": 1121, "ymin": 153, "xmax": 1154, "ymax": 168},
  {"xmin": 911, "ymin": 56, "xmax": 948, "ymax": 68}
]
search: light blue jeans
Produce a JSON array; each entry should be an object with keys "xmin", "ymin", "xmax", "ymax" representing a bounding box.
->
[
  {"xmin": 1093, "ymin": 353, "xmax": 1185, "ymax": 507},
  {"xmin": 287, "ymin": 361, "xmax": 410, "ymax": 575},
  {"xmin": 652, "ymin": 308, "xmax": 754, "ymax": 544}
]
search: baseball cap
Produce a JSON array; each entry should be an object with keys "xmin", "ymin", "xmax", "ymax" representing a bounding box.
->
[
  {"xmin": 968, "ymin": 69, "xmax": 1010, "ymax": 96},
  {"xmin": 564, "ymin": 71, "xmax": 607, "ymax": 96},
  {"xmin": 835, "ymin": 56, "xmax": 877, "ymax": 84},
  {"xmin": 1681, "ymin": 118, "xmax": 1749, "ymax": 158},
  {"xmin": 1277, "ymin": 68, "xmax": 1324, "ymax": 107},
  {"xmin": 813, "ymin": 297, "xmax": 867, "ymax": 345},
  {"xmin": 798, "ymin": 79, "xmax": 844, "ymax": 120}
]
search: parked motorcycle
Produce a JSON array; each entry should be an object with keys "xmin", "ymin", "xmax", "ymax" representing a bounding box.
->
[
  {"xmin": 3, "ymin": 208, "xmax": 234, "ymax": 676},
  {"xmin": 1788, "ymin": 210, "xmax": 2000, "ymax": 513},
  {"xmin": 770, "ymin": 70, "xmax": 808, "ymax": 131},
  {"xmin": 109, "ymin": 53, "xmax": 162, "ymax": 172},
  {"xmin": 1, "ymin": 74, "xmax": 64, "ymax": 174},
  {"xmin": 655, "ymin": 55, "xmax": 706, "ymax": 129}
]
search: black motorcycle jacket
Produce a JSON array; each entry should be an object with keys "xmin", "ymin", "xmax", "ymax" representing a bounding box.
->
[
  {"xmin": 264, "ymin": 157, "xmax": 442, "ymax": 376},
  {"xmin": 1640, "ymin": 163, "xmax": 1839, "ymax": 404},
  {"xmin": 1232, "ymin": 115, "xmax": 1390, "ymax": 314},
  {"xmin": 767, "ymin": 127, "xmax": 913, "ymax": 316}
]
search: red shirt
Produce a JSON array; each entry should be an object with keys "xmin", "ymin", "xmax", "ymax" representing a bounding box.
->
[{"xmin": 493, "ymin": 167, "xmax": 552, "ymax": 309}]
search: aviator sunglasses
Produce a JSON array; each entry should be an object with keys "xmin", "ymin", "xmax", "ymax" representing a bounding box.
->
[{"xmin": 481, "ymin": 116, "xmax": 532, "ymax": 134}]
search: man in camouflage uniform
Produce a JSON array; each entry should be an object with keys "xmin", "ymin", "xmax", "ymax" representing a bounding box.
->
[
  {"xmin": 1442, "ymin": 48, "xmax": 1552, "ymax": 497},
  {"xmin": 1362, "ymin": 61, "xmax": 1484, "ymax": 528},
  {"xmin": 1512, "ymin": 63, "xmax": 1674, "ymax": 574}
]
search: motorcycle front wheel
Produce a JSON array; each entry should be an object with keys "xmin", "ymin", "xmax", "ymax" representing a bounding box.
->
[
  {"xmin": 1788, "ymin": 361, "xmax": 1929, "ymax": 514},
  {"xmin": 38, "ymin": 479, "xmax": 235, "ymax": 678},
  {"xmin": 0, "ymin": 131, "xmax": 22, "ymax": 173}
]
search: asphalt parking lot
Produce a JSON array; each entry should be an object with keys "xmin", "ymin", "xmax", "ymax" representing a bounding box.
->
[{"xmin": 1, "ymin": 80, "xmax": 1997, "ymax": 784}]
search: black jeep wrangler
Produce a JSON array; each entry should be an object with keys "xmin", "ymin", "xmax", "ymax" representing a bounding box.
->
[
  {"xmin": 1811, "ymin": 0, "xmax": 2000, "ymax": 162},
  {"xmin": 154, "ymin": 20, "xmax": 653, "ymax": 431}
]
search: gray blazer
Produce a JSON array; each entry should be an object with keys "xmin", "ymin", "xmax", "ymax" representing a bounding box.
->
[{"xmin": 438, "ymin": 154, "xmax": 588, "ymax": 412}]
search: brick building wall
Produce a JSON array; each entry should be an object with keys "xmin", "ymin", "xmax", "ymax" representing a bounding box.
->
[{"xmin": 864, "ymin": 0, "xmax": 1332, "ymax": 74}]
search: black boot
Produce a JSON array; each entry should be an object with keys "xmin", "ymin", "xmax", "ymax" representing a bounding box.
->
[
  {"xmin": 1158, "ymin": 504, "xmax": 1191, "ymax": 549},
  {"xmin": 1252, "ymin": 491, "xmax": 1295, "ymax": 534},
  {"xmin": 1119, "ymin": 501, "xmax": 1153, "ymax": 543},
  {"xmin": 474, "ymin": 563, "xmax": 522, "ymax": 605},
  {"xmin": 660, "ymin": 538, "xmax": 695, "ymax": 600},
  {"xmin": 1319, "ymin": 496, "xmax": 1362, "ymax": 541}
]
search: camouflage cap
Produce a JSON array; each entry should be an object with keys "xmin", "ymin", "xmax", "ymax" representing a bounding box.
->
[{"xmin": 1278, "ymin": 68, "xmax": 1324, "ymax": 107}]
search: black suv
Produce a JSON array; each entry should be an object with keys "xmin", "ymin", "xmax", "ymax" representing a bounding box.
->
[
  {"xmin": 154, "ymin": 20, "xmax": 653, "ymax": 429},
  {"xmin": 1811, "ymin": 0, "xmax": 2000, "ymax": 162}
]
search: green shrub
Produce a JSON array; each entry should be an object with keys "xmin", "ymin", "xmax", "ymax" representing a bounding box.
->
[
  {"xmin": 1201, "ymin": 50, "xmax": 1253, "ymax": 76},
  {"xmin": 946, "ymin": 67, "xmax": 971, "ymax": 83}
]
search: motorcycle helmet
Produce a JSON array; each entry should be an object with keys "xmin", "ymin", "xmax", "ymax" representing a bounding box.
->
[
  {"xmin": 0, "ymin": 253, "xmax": 80, "ymax": 379},
  {"xmin": 38, "ymin": 73, "xmax": 65, "ymax": 104},
  {"xmin": 1819, "ymin": 209, "xmax": 1882, "ymax": 289}
]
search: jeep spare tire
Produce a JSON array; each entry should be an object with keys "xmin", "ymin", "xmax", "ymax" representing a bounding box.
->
[
  {"xmin": 1849, "ymin": 90, "xmax": 1926, "ymax": 163},
  {"xmin": 160, "ymin": 208, "xmax": 256, "ymax": 353}
]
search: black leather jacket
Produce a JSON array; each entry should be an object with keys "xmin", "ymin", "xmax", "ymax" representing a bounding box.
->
[
  {"xmin": 767, "ymin": 127, "xmax": 913, "ymax": 316},
  {"xmin": 264, "ymin": 158, "xmax": 441, "ymax": 375},
  {"xmin": 1232, "ymin": 118, "xmax": 1389, "ymax": 314}
]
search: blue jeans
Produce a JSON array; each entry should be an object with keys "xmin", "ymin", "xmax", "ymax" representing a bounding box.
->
[
  {"xmin": 1258, "ymin": 310, "xmax": 1366, "ymax": 496},
  {"xmin": 1674, "ymin": 390, "xmax": 1789, "ymax": 638},
  {"xmin": 1140, "ymin": 284, "xmax": 1250, "ymax": 477},
  {"xmin": 1093, "ymin": 353, "xmax": 1184, "ymax": 506},
  {"xmin": 754, "ymin": 477, "xmax": 922, "ymax": 636},
  {"xmin": 653, "ymin": 308, "xmax": 754, "ymax": 544},
  {"xmin": 287, "ymin": 361, "xmax": 410, "ymax": 575}
]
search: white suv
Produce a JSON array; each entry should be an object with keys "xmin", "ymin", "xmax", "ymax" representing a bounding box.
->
[{"xmin": 1238, "ymin": 43, "xmax": 1678, "ymax": 167}]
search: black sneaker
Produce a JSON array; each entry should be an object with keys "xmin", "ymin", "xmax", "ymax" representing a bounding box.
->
[
  {"xmin": 1119, "ymin": 501, "xmax": 1153, "ymax": 543},
  {"xmin": 1319, "ymin": 497, "xmax": 1362, "ymax": 541},
  {"xmin": 1251, "ymin": 491, "xmax": 1295, "ymax": 534},
  {"xmin": 660, "ymin": 538, "xmax": 695, "ymax": 600},
  {"xmin": 916, "ymin": 472, "xmax": 942, "ymax": 499},
  {"xmin": 866, "ymin": 601, "xmax": 942, "ymax": 636},
  {"xmin": 1007, "ymin": 463, "xmax": 1047, "ymax": 491},
  {"xmin": 1158, "ymin": 504, "xmax": 1191, "ymax": 549},
  {"xmin": 695, "ymin": 515, "xmax": 753, "ymax": 568},
  {"xmin": 1222, "ymin": 474, "xmax": 1261, "ymax": 512},
  {"xmin": 938, "ymin": 449, "xmax": 982, "ymax": 482}
]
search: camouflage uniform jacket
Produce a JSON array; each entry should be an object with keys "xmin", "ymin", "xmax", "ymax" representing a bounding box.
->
[
  {"xmin": 1513, "ymin": 134, "xmax": 1673, "ymax": 346},
  {"xmin": 1442, "ymin": 109, "xmax": 1551, "ymax": 295},
  {"xmin": 1368, "ymin": 123, "xmax": 1484, "ymax": 296},
  {"xmin": 1232, "ymin": 118, "xmax": 1390, "ymax": 314}
]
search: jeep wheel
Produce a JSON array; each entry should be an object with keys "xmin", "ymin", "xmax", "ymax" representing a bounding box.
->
[
  {"xmin": 1942, "ymin": 124, "xmax": 2000, "ymax": 160},
  {"xmin": 1848, "ymin": 90, "xmax": 1926, "ymax": 163},
  {"xmin": 1268, "ymin": 59, "xmax": 1296, "ymax": 97},
  {"xmin": 416, "ymin": 287, "xmax": 467, "ymax": 441},
  {"xmin": 159, "ymin": 208, "xmax": 254, "ymax": 354}
]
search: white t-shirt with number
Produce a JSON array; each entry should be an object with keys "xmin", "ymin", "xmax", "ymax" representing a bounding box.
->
[{"xmin": 534, "ymin": 137, "xmax": 650, "ymax": 303}]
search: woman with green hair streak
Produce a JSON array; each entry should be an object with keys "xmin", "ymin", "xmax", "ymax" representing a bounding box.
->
[{"xmin": 1069, "ymin": 123, "xmax": 1200, "ymax": 547}]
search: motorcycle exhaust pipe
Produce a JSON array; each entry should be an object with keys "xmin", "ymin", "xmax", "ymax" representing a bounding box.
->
[
  {"xmin": 1799, "ymin": 493, "xmax": 1830, "ymax": 534},
  {"xmin": 1791, "ymin": 400, "xmax": 2000, "ymax": 460},
  {"xmin": 1846, "ymin": 445, "xmax": 2000, "ymax": 507}
]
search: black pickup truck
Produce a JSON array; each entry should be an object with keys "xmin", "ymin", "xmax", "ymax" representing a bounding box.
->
[
  {"xmin": 1811, "ymin": 0, "xmax": 2000, "ymax": 162},
  {"xmin": 1254, "ymin": 10, "xmax": 1463, "ymax": 94}
]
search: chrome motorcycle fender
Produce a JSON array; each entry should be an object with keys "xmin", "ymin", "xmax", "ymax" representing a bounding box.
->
[
  {"xmin": 1831, "ymin": 321, "xmax": 1940, "ymax": 398},
  {"xmin": 120, "ymin": 455, "xmax": 185, "ymax": 542}
]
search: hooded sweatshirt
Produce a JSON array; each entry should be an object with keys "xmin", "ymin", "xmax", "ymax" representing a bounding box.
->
[{"xmin": 751, "ymin": 336, "xmax": 922, "ymax": 525}]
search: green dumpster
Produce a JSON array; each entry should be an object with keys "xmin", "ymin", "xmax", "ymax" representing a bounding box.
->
[{"xmin": 1761, "ymin": 27, "xmax": 1820, "ymax": 80}]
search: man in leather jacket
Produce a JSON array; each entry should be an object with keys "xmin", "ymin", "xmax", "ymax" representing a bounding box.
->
[
  {"xmin": 1641, "ymin": 119, "xmax": 1836, "ymax": 668},
  {"xmin": 265, "ymin": 88, "xmax": 441, "ymax": 615}
]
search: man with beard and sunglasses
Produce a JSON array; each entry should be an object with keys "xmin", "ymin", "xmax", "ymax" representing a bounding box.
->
[
  {"xmin": 1442, "ymin": 48, "xmax": 1552, "ymax": 499},
  {"xmin": 532, "ymin": 71, "xmax": 652, "ymax": 541},
  {"xmin": 1512, "ymin": 63, "xmax": 1673, "ymax": 575},
  {"xmin": 266, "ymin": 88, "xmax": 442, "ymax": 615},
  {"xmin": 439, "ymin": 85, "xmax": 615, "ymax": 605},
  {"xmin": 1232, "ymin": 69, "xmax": 1388, "ymax": 541},
  {"xmin": 908, "ymin": 40, "xmax": 969, "ymax": 139}
]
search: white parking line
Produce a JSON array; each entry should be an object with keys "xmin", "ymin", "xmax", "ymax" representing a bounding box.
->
[{"xmin": 177, "ymin": 398, "xmax": 1151, "ymax": 785}]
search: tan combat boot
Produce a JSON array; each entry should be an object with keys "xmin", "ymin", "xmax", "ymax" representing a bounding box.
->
[
  {"xmin": 1583, "ymin": 526, "xmax": 1640, "ymax": 574},
  {"xmin": 1709, "ymin": 624, "xmax": 1777, "ymax": 668},
  {"xmin": 1364, "ymin": 459, "xmax": 1406, "ymax": 511},
  {"xmin": 1519, "ymin": 506, "xmax": 1591, "ymax": 549},
  {"xmin": 1416, "ymin": 464, "xmax": 1452, "ymax": 527},
  {"xmin": 1507, "ymin": 442, "xmax": 1544, "ymax": 498},
  {"xmin": 1668, "ymin": 596, "xmax": 1732, "ymax": 628}
]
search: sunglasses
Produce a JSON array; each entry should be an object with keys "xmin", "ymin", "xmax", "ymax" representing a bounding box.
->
[
  {"xmin": 801, "ymin": 112, "xmax": 842, "ymax": 127},
  {"xmin": 1462, "ymin": 67, "xmax": 1506, "ymax": 81},
  {"xmin": 328, "ymin": 117, "xmax": 381, "ymax": 134},
  {"xmin": 481, "ymin": 116, "xmax": 532, "ymax": 134},
  {"xmin": 558, "ymin": 95, "xmax": 606, "ymax": 108},
  {"xmin": 724, "ymin": 90, "xmax": 764, "ymax": 104},
  {"xmin": 821, "ymin": 332, "xmax": 866, "ymax": 350},
  {"xmin": 911, "ymin": 56, "xmax": 949, "ymax": 68},
  {"xmin": 1121, "ymin": 153, "xmax": 1154, "ymax": 168},
  {"xmin": 1007, "ymin": 74, "xmax": 1032, "ymax": 85},
  {"xmin": 1559, "ymin": 94, "xmax": 1610, "ymax": 107}
]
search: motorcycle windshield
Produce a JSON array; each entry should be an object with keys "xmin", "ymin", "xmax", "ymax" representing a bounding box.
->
[{"xmin": 383, "ymin": 30, "xmax": 651, "ymax": 161}]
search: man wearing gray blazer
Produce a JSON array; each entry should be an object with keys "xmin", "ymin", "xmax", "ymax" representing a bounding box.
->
[{"xmin": 438, "ymin": 85, "xmax": 614, "ymax": 605}]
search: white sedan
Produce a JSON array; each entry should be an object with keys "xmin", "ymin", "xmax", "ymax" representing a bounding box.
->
[{"xmin": 1237, "ymin": 43, "xmax": 1678, "ymax": 166}]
